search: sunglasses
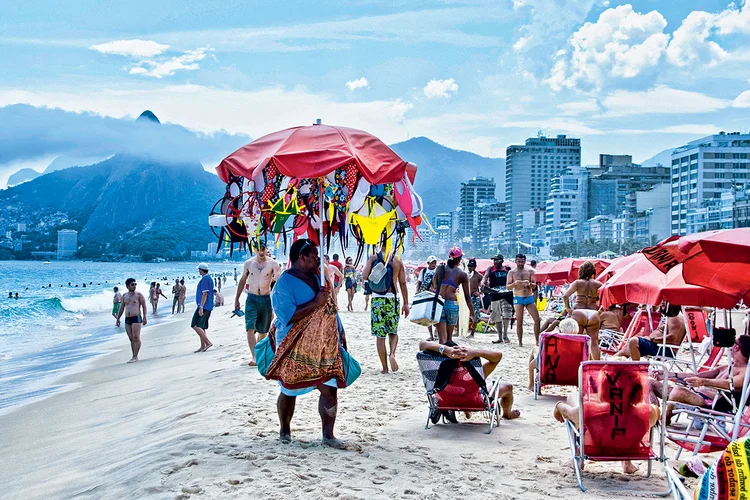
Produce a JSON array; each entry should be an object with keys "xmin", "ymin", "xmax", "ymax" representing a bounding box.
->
[{"xmin": 299, "ymin": 239, "xmax": 317, "ymax": 258}]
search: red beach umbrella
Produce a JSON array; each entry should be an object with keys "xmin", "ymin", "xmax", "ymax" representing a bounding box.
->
[
  {"xmin": 536, "ymin": 258, "xmax": 610, "ymax": 285},
  {"xmin": 677, "ymin": 228, "xmax": 750, "ymax": 263}
]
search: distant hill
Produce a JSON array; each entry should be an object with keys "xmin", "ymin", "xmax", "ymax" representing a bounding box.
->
[
  {"xmin": 639, "ymin": 147, "xmax": 673, "ymax": 167},
  {"xmin": 7, "ymin": 168, "xmax": 40, "ymax": 187},
  {"xmin": 389, "ymin": 137, "xmax": 505, "ymax": 216},
  {"xmin": 44, "ymin": 154, "xmax": 112, "ymax": 174},
  {"xmin": 0, "ymin": 154, "xmax": 224, "ymax": 259}
]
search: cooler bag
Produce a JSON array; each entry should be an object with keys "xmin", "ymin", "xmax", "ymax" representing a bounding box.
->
[{"xmin": 410, "ymin": 291, "xmax": 445, "ymax": 326}]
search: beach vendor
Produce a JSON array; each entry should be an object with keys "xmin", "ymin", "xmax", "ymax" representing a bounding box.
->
[{"xmin": 270, "ymin": 239, "xmax": 348, "ymax": 449}]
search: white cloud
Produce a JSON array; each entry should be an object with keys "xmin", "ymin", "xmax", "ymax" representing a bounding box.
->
[
  {"xmin": 546, "ymin": 5, "xmax": 669, "ymax": 91},
  {"xmin": 129, "ymin": 48, "xmax": 210, "ymax": 78},
  {"xmin": 513, "ymin": 35, "xmax": 533, "ymax": 52},
  {"xmin": 602, "ymin": 86, "xmax": 730, "ymax": 117},
  {"xmin": 345, "ymin": 77, "xmax": 369, "ymax": 91},
  {"xmin": 732, "ymin": 89, "xmax": 750, "ymax": 108},
  {"xmin": 423, "ymin": 78, "xmax": 459, "ymax": 99},
  {"xmin": 558, "ymin": 99, "xmax": 600, "ymax": 115},
  {"xmin": 666, "ymin": 11, "xmax": 729, "ymax": 67},
  {"xmin": 89, "ymin": 39, "xmax": 169, "ymax": 58}
]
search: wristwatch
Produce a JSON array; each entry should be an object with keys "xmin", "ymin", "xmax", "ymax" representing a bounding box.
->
[{"xmin": 439, "ymin": 346, "xmax": 446, "ymax": 355}]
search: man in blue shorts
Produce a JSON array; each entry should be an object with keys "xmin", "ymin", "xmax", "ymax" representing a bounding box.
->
[{"xmin": 506, "ymin": 254, "xmax": 541, "ymax": 347}]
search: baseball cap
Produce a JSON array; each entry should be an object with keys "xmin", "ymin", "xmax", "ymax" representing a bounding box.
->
[
  {"xmin": 468, "ymin": 258, "xmax": 477, "ymax": 266},
  {"xmin": 492, "ymin": 254, "xmax": 504, "ymax": 261},
  {"xmin": 197, "ymin": 262, "xmax": 209, "ymax": 271},
  {"xmin": 427, "ymin": 255, "xmax": 437, "ymax": 263},
  {"xmin": 448, "ymin": 247, "xmax": 463, "ymax": 259}
]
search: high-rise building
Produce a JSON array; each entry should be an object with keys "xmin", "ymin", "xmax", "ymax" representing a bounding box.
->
[
  {"xmin": 432, "ymin": 212, "xmax": 453, "ymax": 247},
  {"xmin": 458, "ymin": 177, "xmax": 496, "ymax": 245},
  {"xmin": 57, "ymin": 229, "xmax": 78, "ymax": 259},
  {"xmin": 207, "ymin": 242, "xmax": 218, "ymax": 255},
  {"xmin": 505, "ymin": 134, "xmax": 581, "ymax": 237},
  {"xmin": 589, "ymin": 155, "xmax": 670, "ymax": 218},
  {"xmin": 671, "ymin": 132, "xmax": 750, "ymax": 235},
  {"xmin": 474, "ymin": 201, "xmax": 506, "ymax": 252},
  {"xmin": 545, "ymin": 166, "xmax": 589, "ymax": 231}
]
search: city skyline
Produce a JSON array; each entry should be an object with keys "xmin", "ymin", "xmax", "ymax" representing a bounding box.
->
[{"xmin": 3, "ymin": 0, "xmax": 750, "ymax": 182}]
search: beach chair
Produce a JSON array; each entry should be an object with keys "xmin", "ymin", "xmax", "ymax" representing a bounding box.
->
[
  {"xmin": 533, "ymin": 332, "xmax": 590, "ymax": 400},
  {"xmin": 564, "ymin": 360, "xmax": 673, "ymax": 495},
  {"xmin": 417, "ymin": 351, "xmax": 503, "ymax": 434},
  {"xmin": 600, "ymin": 309, "xmax": 661, "ymax": 356}
]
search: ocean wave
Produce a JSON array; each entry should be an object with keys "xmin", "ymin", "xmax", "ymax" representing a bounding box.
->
[{"xmin": 0, "ymin": 290, "xmax": 114, "ymax": 320}]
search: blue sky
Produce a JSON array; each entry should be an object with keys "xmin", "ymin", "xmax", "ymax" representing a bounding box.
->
[{"xmin": 2, "ymin": 0, "xmax": 750, "ymax": 168}]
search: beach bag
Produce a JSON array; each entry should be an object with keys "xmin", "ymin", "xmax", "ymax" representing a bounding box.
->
[
  {"xmin": 368, "ymin": 252, "xmax": 393, "ymax": 294},
  {"xmin": 713, "ymin": 310, "xmax": 736, "ymax": 348},
  {"xmin": 341, "ymin": 347, "xmax": 362, "ymax": 387},
  {"xmin": 255, "ymin": 327, "xmax": 276, "ymax": 377}
]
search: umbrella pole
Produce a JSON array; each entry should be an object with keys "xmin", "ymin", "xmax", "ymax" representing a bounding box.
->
[{"xmin": 320, "ymin": 182, "xmax": 326, "ymax": 287}]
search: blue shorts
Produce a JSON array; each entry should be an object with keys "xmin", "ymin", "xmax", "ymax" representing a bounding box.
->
[
  {"xmin": 439, "ymin": 300, "xmax": 459, "ymax": 326},
  {"xmin": 637, "ymin": 337, "xmax": 674, "ymax": 358},
  {"xmin": 513, "ymin": 295, "xmax": 535, "ymax": 307}
]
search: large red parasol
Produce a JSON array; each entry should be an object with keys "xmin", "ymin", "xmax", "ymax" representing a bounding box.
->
[
  {"xmin": 596, "ymin": 253, "xmax": 641, "ymax": 284},
  {"xmin": 676, "ymin": 228, "xmax": 750, "ymax": 263},
  {"xmin": 217, "ymin": 124, "xmax": 413, "ymax": 185},
  {"xmin": 599, "ymin": 252, "xmax": 740, "ymax": 308},
  {"xmin": 535, "ymin": 258, "xmax": 610, "ymax": 285},
  {"xmin": 643, "ymin": 235, "xmax": 750, "ymax": 301}
]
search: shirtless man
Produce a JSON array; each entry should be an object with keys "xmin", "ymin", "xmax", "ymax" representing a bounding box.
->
[
  {"xmin": 112, "ymin": 286, "xmax": 123, "ymax": 323},
  {"xmin": 615, "ymin": 304, "xmax": 686, "ymax": 361},
  {"xmin": 466, "ymin": 258, "xmax": 483, "ymax": 338},
  {"xmin": 115, "ymin": 278, "xmax": 148, "ymax": 363},
  {"xmin": 506, "ymin": 254, "xmax": 541, "ymax": 347},
  {"xmin": 599, "ymin": 305, "xmax": 622, "ymax": 331},
  {"xmin": 235, "ymin": 243, "xmax": 281, "ymax": 366},
  {"xmin": 324, "ymin": 255, "xmax": 344, "ymax": 297},
  {"xmin": 171, "ymin": 279, "xmax": 180, "ymax": 314},
  {"xmin": 178, "ymin": 279, "xmax": 186, "ymax": 313}
]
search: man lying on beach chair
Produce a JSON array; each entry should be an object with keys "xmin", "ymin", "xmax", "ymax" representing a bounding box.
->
[
  {"xmin": 650, "ymin": 335, "xmax": 750, "ymax": 424},
  {"xmin": 553, "ymin": 361, "xmax": 672, "ymax": 495},
  {"xmin": 528, "ymin": 318, "xmax": 588, "ymax": 395},
  {"xmin": 417, "ymin": 340, "xmax": 520, "ymax": 434},
  {"xmin": 614, "ymin": 305, "xmax": 685, "ymax": 361}
]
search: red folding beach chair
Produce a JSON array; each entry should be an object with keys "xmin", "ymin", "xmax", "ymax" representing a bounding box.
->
[
  {"xmin": 564, "ymin": 361, "xmax": 673, "ymax": 495},
  {"xmin": 417, "ymin": 351, "xmax": 503, "ymax": 434},
  {"xmin": 534, "ymin": 332, "xmax": 590, "ymax": 400}
]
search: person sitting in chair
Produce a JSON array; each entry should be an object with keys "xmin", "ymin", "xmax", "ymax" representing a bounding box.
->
[
  {"xmin": 527, "ymin": 318, "xmax": 580, "ymax": 391},
  {"xmin": 614, "ymin": 304, "xmax": 686, "ymax": 361},
  {"xmin": 418, "ymin": 340, "xmax": 520, "ymax": 422},
  {"xmin": 553, "ymin": 368, "xmax": 661, "ymax": 474},
  {"xmin": 650, "ymin": 335, "xmax": 750, "ymax": 423}
]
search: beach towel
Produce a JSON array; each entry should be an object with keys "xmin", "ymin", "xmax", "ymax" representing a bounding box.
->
[
  {"xmin": 695, "ymin": 436, "xmax": 750, "ymax": 499},
  {"xmin": 266, "ymin": 294, "xmax": 347, "ymax": 390}
]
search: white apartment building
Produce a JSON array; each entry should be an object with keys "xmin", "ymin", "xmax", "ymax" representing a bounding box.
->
[
  {"xmin": 671, "ymin": 132, "xmax": 750, "ymax": 234},
  {"xmin": 505, "ymin": 134, "xmax": 581, "ymax": 237}
]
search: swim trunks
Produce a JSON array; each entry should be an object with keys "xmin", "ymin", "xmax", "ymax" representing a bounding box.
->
[
  {"xmin": 513, "ymin": 295, "xmax": 535, "ymax": 307},
  {"xmin": 439, "ymin": 300, "xmax": 459, "ymax": 326},
  {"xmin": 637, "ymin": 337, "xmax": 674, "ymax": 358},
  {"xmin": 364, "ymin": 282, "xmax": 372, "ymax": 296},
  {"xmin": 112, "ymin": 303, "xmax": 122, "ymax": 315},
  {"xmin": 125, "ymin": 315, "xmax": 142, "ymax": 325},
  {"xmin": 191, "ymin": 308, "xmax": 212, "ymax": 330},
  {"xmin": 490, "ymin": 299, "xmax": 514, "ymax": 322},
  {"xmin": 371, "ymin": 296, "xmax": 399, "ymax": 337},
  {"xmin": 245, "ymin": 293, "xmax": 272, "ymax": 334},
  {"xmin": 471, "ymin": 295, "xmax": 482, "ymax": 317}
]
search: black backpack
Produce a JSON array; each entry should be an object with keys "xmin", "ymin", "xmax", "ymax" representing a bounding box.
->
[{"xmin": 368, "ymin": 252, "xmax": 394, "ymax": 294}]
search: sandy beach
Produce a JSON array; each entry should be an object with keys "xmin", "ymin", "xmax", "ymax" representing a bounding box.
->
[{"xmin": 1, "ymin": 285, "xmax": 692, "ymax": 499}]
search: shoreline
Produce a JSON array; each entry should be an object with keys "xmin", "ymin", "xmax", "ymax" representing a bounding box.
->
[{"xmin": 2, "ymin": 289, "xmax": 692, "ymax": 499}]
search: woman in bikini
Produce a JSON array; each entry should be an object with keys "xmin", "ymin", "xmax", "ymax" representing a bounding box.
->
[
  {"xmin": 431, "ymin": 247, "xmax": 475, "ymax": 344},
  {"xmin": 563, "ymin": 261, "xmax": 603, "ymax": 360}
]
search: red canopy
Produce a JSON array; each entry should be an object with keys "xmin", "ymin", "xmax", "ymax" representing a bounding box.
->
[
  {"xmin": 596, "ymin": 253, "xmax": 641, "ymax": 284},
  {"xmin": 216, "ymin": 124, "xmax": 411, "ymax": 185},
  {"xmin": 599, "ymin": 253, "xmax": 740, "ymax": 308},
  {"xmin": 643, "ymin": 236, "xmax": 750, "ymax": 301},
  {"xmin": 535, "ymin": 258, "xmax": 610, "ymax": 285},
  {"xmin": 677, "ymin": 228, "xmax": 750, "ymax": 263}
]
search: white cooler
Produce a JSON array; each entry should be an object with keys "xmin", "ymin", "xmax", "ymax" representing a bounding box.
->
[{"xmin": 410, "ymin": 291, "xmax": 445, "ymax": 326}]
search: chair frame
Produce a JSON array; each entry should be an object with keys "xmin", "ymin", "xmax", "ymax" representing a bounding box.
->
[
  {"xmin": 534, "ymin": 332, "xmax": 590, "ymax": 400},
  {"xmin": 565, "ymin": 360, "xmax": 673, "ymax": 496},
  {"xmin": 424, "ymin": 376, "xmax": 504, "ymax": 435}
]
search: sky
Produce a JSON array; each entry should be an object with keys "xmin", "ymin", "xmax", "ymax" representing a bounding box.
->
[{"xmin": 2, "ymin": 0, "xmax": 750, "ymax": 168}]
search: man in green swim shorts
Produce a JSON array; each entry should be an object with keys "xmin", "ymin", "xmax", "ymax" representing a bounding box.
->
[{"xmin": 235, "ymin": 243, "xmax": 281, "ymax": 367}]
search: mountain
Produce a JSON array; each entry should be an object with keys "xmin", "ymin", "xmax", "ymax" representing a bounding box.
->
[
  {"xmin": 0, "ymin": 154, "xmax": 224, "ymax": 259},
  {"xmin": 137, "ymin": 110, "xmax": 160, "ymax": 124},
  {"xmin": 7, "ymin": 168, "xmax": 40, "ymax": 187},
  {"xmin": 44, "ymin": 154, "xmax": 112, "ymax": 174},
  {"xmin": 389, "ymin": 137, "xmax": 505, "ymax": 216},
  {"xmin": 639, "ymin": 147, "xmax": 673, "ymax": 167}
]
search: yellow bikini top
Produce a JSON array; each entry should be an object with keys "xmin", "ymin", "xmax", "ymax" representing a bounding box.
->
[{"xmin": 350, "ymin": 198, "xmax": 395, "ymax": 245}]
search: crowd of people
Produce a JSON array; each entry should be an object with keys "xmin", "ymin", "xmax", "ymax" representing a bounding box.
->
[{"xmin": 105, "ymin": 239, "xmax": 747, "ymax": 477}]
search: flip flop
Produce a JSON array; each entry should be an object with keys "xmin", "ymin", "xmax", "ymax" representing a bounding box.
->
[{"xmin": 492, "ymin": 339, "xmax": 503, "ymax": 344}]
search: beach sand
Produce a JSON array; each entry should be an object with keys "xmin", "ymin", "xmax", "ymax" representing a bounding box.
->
[{"xmin": 1, "ymin": 286, "xmax": 692, "ymax": 499}]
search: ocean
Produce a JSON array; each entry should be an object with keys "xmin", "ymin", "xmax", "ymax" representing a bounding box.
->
[{"xmin": 0, "ymin": 261, "xmax": 240, "ymax": 414}]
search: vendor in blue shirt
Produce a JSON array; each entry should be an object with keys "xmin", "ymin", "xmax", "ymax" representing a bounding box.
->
[
  {"xmin": 191, "ymin": 263, "xmax": 214, "ymax": 352},
  {"xmin": 271, "ymin": 238, "xmax": 347, "ymax": 449}
]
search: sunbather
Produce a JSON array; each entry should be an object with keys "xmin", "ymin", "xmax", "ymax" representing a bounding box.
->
[
  {"xmin": 614, "ymin": 305, "xmax": 686, "ymax": 361},
  {"xmin": 553, "ymin": 368, "xmax": 661, "ymax": 474},
  {"xmin": 650, "ymin": 335, "xmax": 750, "ymax": 423},
  {"xmin": 418, "ymin": 340, "xmax": 520, "ymax": 420},
  {"xmin": 528, "ymin": 318, "xmax": 580, "ymax": 390}
]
